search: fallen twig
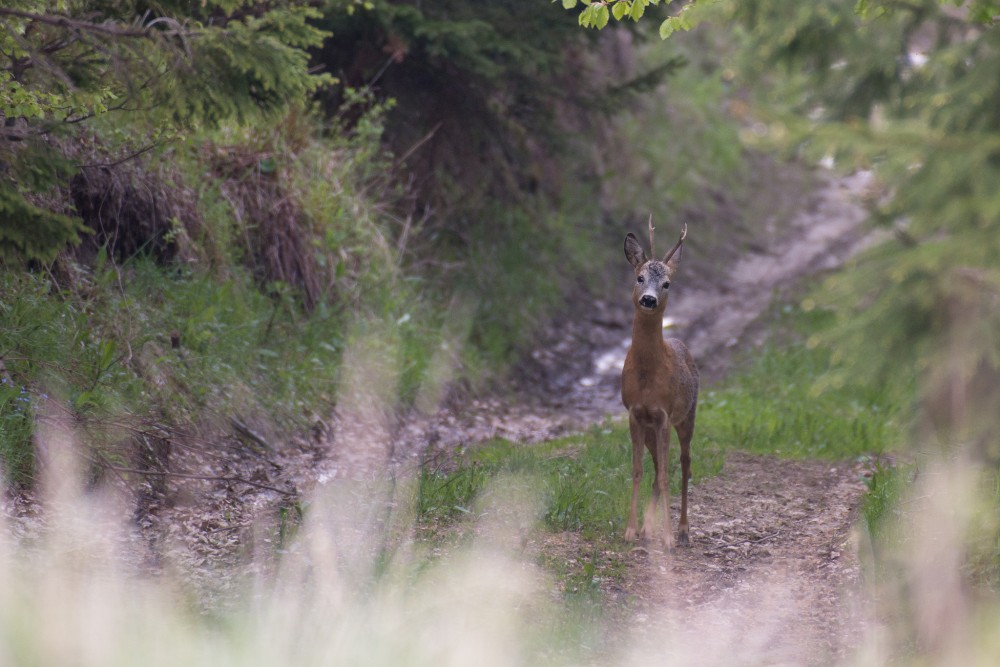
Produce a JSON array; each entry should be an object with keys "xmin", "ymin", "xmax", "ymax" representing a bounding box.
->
[
  {"xmin": 229, "ymin": 416, "xmax": 275, "ymax": 454},
  {"xmin": 96, "ymin": 461, "xmax": 296, "ymax": 497},
  {"xmin": 713, "ymin": 531, "xmax": 782, "ymax": 549}
]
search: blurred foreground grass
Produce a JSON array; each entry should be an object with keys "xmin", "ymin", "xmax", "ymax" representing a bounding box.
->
[{"xmin": 4, "ymin": 303, "xmax": 1000, "ymax": 666}]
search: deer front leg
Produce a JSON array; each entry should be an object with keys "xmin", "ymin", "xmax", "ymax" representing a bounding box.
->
[
  {"xmin": 656, "ymin": 423, "xmax": 674, "ymax": 550},
  {"xmin": 625, "ymin": 413, "xmax": 644, "ymax": 542},
  {"xmin": 641, "ymin": 427, "xmax": 660, "ymax": 541}
]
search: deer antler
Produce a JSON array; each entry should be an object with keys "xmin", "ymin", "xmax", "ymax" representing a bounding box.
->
[
  {"xmin": 648, "ymin": 214, "xmax": 655, "ymax": 257},
  {"xmin": 662, "ymin": 224, "xmax": 688, "ymax": 264}
]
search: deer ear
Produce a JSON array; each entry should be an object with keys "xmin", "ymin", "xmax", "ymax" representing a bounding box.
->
[{"xmin": 624, "ymin": 233, "xmax": 647, "ymax": 269}]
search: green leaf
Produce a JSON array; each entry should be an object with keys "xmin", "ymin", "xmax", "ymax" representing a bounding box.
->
[
  {"xmin": 595, "ymin": 4, "xmax": 610, "ymax": 28},
  {"xmin": 630, "ymin": 0, "xmax": 646, "ymax": 21},
  {"xmin": 74, "ymin": 390, "xmax": 97, "ymax": 412},
  {"xmin": 561, "ymin": 0, "xmax": 578, "ymax": 8},
  {"xmin": 612, "ymin": 1, "xmax": 629, "ymax": 21},
  {"xmin": 259, "ymin": 157, "xmax": 277, "ymax": 173},
  {"xmin": 659, "ymin": 14, "xmax": 693, "ymax": 39},
  {"xmin": 659, "ymin": 17, "xmax": 676, "ymax": 38},
  {"xmin": 98, "ymin": 340, "xmax": 117, "ymax": 373}
]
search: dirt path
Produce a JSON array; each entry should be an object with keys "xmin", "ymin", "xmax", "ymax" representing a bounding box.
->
[{"xmin": 607, "ymin": 452, "xmax": 872, "ymax": 666}]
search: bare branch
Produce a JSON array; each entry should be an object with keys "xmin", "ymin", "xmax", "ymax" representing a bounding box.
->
[
  {"xmin": 77, "ymin": 141, "xmax": 162, "ymax": 169},
  {"xmin": 95, "ymin": 460, "xmax": 297, "ymax": 497},
  {"xmin": 0, "ymin": 8, "xmax": 192, "ymax": 39}
]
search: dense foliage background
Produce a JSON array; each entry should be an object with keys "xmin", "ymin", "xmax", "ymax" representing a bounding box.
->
[
  {"xmin": 3, "ymin": 0, "xmax": 999, "ymax": 490},
  {"xmin": 1, "ymin": 0, "xmax": 746, "ymax": 485}
]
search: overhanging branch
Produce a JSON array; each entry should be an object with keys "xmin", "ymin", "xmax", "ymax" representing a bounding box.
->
[{"xmin": 0, "ymin": 8, "xmax": 192, "ymax": 39}]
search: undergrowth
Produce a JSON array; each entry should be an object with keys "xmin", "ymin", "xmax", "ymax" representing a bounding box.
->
[
  {"xmin": 860, "ymin": 462, "xmax": 910, "ymax": 548},
  {"xmin": 0, "ymin": 254, "xmax": 443, "ymax": 485},
  {"xmin": 0, "ymin": 100, "xmax": 427, "ymax": 485}
]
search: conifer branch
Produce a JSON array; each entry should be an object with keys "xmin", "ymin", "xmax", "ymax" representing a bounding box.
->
[{"xmin": 0, "ymin": 8, "xmax": 193, "ymax": 39}]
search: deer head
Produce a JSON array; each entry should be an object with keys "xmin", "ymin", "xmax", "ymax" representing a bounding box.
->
[{"xmin": 624, "ymin": 223, "xmax": 687, "ymax": 313}]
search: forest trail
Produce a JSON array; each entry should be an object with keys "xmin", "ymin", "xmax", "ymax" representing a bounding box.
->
[
  {"xmin": 327, "ymin": 167, "xmax": 878, "ymax": 472},
  {"xmin": 386, "ymin": 165, "xmax": 879, "ymax": 664},
  {"xmin": 63, "ymin": 164, "xmax": 880, "ymax": 662}
]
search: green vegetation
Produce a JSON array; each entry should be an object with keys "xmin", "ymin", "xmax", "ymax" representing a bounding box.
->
[
  {"xmin": 725, "ymin": 0, "xmax": 1000, "ymax": 597},
  {"xmin": 561, "ymin": 0, "xmax": 700, "ymax": 39},
  {"xmin": 0, "ymin": 0, "xmax": 335, "ymax": 262},
  {"xmin": 698, "ymin": 333, "xmax": 902, "ymax": 460},
  {"xmin": 860, "ymin": 462, "xmax": 910, "ymax": 548},
  {"xmin": 0, "ymin": 0, "xmax": 756, "ymax": 484},
  {"xmin": 0, "ymin": 94, "xmax": 438, "ymax": 484},
  {"xmin": 419, "ymin": 427, "xmax": 721, "ymax": 541}
]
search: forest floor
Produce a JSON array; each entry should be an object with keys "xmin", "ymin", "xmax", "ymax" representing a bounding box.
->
[{"xmin": 543, "ymin": 452, "xmax": 875, "ymax": 665}]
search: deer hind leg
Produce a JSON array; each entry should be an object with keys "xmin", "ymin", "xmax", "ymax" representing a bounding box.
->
[
  {"xmin": 675, "ymin": 406, "xmax": 696, "ymax": 547},
  {"xmin": 625, "ymin": 412, "xmax": 644, "ymax": 542}
]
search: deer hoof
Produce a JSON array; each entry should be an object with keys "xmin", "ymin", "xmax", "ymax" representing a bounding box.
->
[
  {"xmin": 624, "ymin": 527, "xmax": 638, "ymax": 542},
  {"xmin": 677, "ymin": 531, "xmax": 690, "ymax": 547}
]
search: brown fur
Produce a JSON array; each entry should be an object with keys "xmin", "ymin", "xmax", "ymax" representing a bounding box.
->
[{"xmin": 621, "ymin": 228, "xmax": 699, "ymax": 548}]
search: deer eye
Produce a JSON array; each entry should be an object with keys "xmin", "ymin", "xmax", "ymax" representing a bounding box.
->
[
  {"xmin": 663, "ymin": 281, "xmax": 670, "ymax": 290},
  {"xmin": 636, "ymin": 276, "xmax": 644, "ymax": 283}
]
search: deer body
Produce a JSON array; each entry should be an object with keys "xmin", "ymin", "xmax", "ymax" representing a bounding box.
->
[{"xmin": 621, "ymin": 225, "xmax": 698, "ymax": 548}]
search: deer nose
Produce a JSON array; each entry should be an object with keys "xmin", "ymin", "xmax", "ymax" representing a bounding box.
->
[{"xmin": 639, "ymin": 295, "xmax": 657, "ymax": 309}]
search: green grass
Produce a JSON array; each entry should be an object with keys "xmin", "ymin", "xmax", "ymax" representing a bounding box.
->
[
  {"xmin": 0, "ymin": 379, "xmax": 36, "ymax": 486},
  {"xmin": 860, "ymin": 462, "xmax": 911, "ymax": 545},
  {"xmin": 696, "ymin": 342, "xmax": 901, "ymax": 460},
  {"xmin": 418, "ymin": 425, "xmax": 723, "ymax": 543},
  {"xmin": 0, "ymin": 258, "xmax": 448, "ymax": 481}
]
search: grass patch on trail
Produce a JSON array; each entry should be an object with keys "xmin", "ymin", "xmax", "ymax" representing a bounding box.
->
[
  {"xmin": 418, "ymin": 427, "xmax": 724, "ymax": 542},
  {"xmin": 697, "ymin": 346, "xmax": 900, "ymax": 460}
]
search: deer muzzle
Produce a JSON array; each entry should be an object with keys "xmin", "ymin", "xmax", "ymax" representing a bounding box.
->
[{"xmin": 639, "ymin": 294, "xmax": 658, "ymax": 309}]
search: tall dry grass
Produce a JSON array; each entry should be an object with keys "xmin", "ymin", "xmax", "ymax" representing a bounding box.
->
[{"xmin": 3, "ymin": 287, "xmax": 1000, "ymax": 666}]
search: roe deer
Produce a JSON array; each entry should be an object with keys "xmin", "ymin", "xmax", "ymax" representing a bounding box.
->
[{"xmin": 621, "ymin": 222, "xmax": 698, "ymax": 548}]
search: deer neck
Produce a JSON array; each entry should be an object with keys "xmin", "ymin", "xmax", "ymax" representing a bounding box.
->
[{"xmin": 630, "ymin": 308, "xmax": 669, "ymax": 364}]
